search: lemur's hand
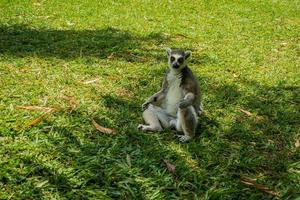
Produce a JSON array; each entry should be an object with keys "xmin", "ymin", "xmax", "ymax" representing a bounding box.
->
[
  {"xmin": 178, "ymin": 100, "xmax": 190, "ymax": 109},
  {"xmin": 142, "ymin": 101, "xmax": 151, "ymax": 111}
]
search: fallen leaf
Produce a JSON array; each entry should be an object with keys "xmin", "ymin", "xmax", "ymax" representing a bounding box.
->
[
  {"xmin": 295, "ymin": 138, "xmax": 300, "ymax": 148},
  {"xmin": 108, "ymin": 75, "xmax": 120, "ymax": 81},
  {"xmin": 250, "ymin": 142, "xmax": 256, "ymax": 146},
  {"xmin": 162, "ymin": 159, "xmax": 176, "ymax": 173},
  {"xmin": 108, "ymin": 52, "xmax": 115, "ymax": 59},
  {"xmin": 239, "ymin": 108, "xmax": 252, "ymax": 116},
  {"xmin": 17, "ymin": 106, "xmax": 53, "ymax": 112},
  {"xmin": 82, "ymin": 78, "xmax": 100, "ymax": 84},
  {"xmin": 66, "ymin": 21, "xmax": 74, "ymax": 26},
  {"xmin": 28, "ymin": 109, "xmax": 53, "ymax": 127},
  {"xmin": 126, "ymin": 154, "xmax": 132, "ymax": 168},
  {"xmin": 240, "ymin": 177, "xmax": 279, "ymax": 197},
  {"xmin": 36, "ymin": 180, "xmax": 49, "ymax": 188},
  {"xmin": 92, "ymin": 119, "xmax": 116, "ymax": 135},
  {"xmin": 280, "ymin": 42, "xmax": 288, "ymax": 47},
  {"xmin": 62, "ymin": 96, "xmax": 78, "ymax": 112}
]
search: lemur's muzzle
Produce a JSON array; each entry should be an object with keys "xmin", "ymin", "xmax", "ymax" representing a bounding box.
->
[{"xmin": 172, "ymin": 63, "xmax": 180, "ymax": 69}]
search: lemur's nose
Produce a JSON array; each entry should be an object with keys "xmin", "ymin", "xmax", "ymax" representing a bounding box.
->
[{"xmin": 173, "ymin": 63, "xmax": 180, "ymax": 69}]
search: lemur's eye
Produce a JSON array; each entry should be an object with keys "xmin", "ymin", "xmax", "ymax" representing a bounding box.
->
[
  {"xmin": 178, "ymin": 57, "xmax": 184, "ymax": 64},
  {"xmin": 170, "ymin": 56, "xmax": 175, "ymax": 62}
]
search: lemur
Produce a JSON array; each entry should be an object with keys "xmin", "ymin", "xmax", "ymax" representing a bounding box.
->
[{"xmin": 138, "ymin": 48, "xmax": 203, "ymax": 142}]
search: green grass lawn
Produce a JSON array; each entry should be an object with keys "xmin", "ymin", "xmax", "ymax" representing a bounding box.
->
[{"xmin": 0, "ymin": 0, "xmax": 299, "ymax": 199}]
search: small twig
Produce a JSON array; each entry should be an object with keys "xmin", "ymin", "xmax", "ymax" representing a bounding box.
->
[
  {"xmin": 17, "ymin": 106, "xmax": 53, "ymax": 112},
  {"xmin": 240, "ymin": 177, "xmax": 279, "ymax": 198},
  {"xmin": 174, "ymin": 33, "xmax": 190, "ymax": 39},
  {"xmin": 79, "ymin": 47, "xmax": 83, "ymax": 58}
]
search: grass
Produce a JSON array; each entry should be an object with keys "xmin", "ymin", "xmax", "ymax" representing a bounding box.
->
[{"xmin": 0, "ymin": 0, "xmax": 299, "ymax": 199}]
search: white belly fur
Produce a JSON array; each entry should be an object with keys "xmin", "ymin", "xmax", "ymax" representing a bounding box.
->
[{"xmin": 164, "ymin": 72, "xmax": 183, "ymax": 116}]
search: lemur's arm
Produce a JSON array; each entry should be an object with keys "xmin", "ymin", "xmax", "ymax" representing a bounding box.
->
[
  {"xmin": 178, "ymin": 92, "xmax": 194, "ymax": 108},
  {"xmin": 142, "ymin": 76, "xmax": 168, "ymax": 110},
  {"xmin": 143, "ymin": 90, "xmax": 165, "ymax": 106}
]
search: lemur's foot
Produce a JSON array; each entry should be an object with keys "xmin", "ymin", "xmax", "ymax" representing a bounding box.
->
[
  {"xmin": 137, "ymin": 124, "xmax": 146, "ymax": 131},
  {"xmin": 177, "ymin": 135, "xmax": 192, "ymax": 142},
  {"xmin": 169, "ymin": 119, "xmax": 177, "ymax": 129},
  {"xmin": 137, "ymin": 124, "xmax": 162, "ymax": 132}
]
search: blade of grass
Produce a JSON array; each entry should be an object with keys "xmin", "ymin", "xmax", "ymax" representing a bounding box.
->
[{"xmin": 82, "ymin": 78, "xmax": 100, "ymax": 84}]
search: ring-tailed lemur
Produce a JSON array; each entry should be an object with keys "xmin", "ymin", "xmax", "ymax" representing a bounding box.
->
[{"xmin": 138, "ymin": 48, "xmax": 203, "ymax": 142}]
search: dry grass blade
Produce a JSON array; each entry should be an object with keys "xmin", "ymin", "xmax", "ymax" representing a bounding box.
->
[
  {"xmin": 295, "ymin": 138, "xmax": 300, "ymax": 148},
  {"xmin": 162, "ymin": 159, "xmax": 176, "ymax": 173},
  {"xmin": 240, "ymin": 177, "xmax": 279, "ymax": 197},
  {"xmin": 62, "ymin": 96, "xmax": 78, "ymax": 112},
  {"xmin": 117, "ymin": 88, "xmax": 134, "ymax": 99},
  {"xmin": 174, "ymin": 33, "xmax": 190, "ymax": 38},
  {"xmin": 239, "ymin": 108, "xmax": 253, "ymax": 116},
  {"xmin": 92, "ymin": 119, "xmax": 116, "ymax": 135},
  {"xmin": 17, "ymin": 106, "xmax": 53, "ymax": 112},
  {"xmin": 82, "ymin": 78, "xmax": 100, "ymax": 84},
  {"xmin": 28, "ymin": 109, "xmax": 53, "ymax": 127},
  {"xmin": 126, "ymin": 154, "xmax": 132, "ymax": 168}
]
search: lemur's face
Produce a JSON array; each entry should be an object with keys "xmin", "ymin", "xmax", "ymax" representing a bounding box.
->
[{"xmin": 166, "ymin": 48, "xmax": 191, "ymax": 71}]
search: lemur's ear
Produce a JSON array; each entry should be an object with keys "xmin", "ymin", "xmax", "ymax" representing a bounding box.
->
[
  {"xmin": 185, "ymin": 50, "xmax": 191, "ymax": 59},
  {"xmin": 166, "ymin": 48, "xmax": 172, "ymax": 56}
]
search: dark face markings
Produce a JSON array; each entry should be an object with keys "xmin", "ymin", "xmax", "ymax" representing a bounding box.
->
[
  {"xmin": 168, "ymin": 50, "xmax": 188, "ymax": 69},
  {"xmin": 178, "ymin": 57, "xmax": 184, "ymax": 64}
]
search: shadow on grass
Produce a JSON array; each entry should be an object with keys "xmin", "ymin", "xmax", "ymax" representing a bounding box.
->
[
  {"xmin": 206, "ymin": 80, "xmax": 299, "ymax": 199},
  {"xmin": 0, "ymin": 24, "xmax": 222, "ymax": 66},
  {"xmin": 13, "ymin": 93, "xmax": 213, "ymax": 199},
  {"xmin": 6, "ymin": 79, "xmax": 299, "ymax": 199},
  {"xmin": 2, "ymin": 23, "xmax": 299, "ymax": 198},
  {"xmin": 0, "ymin": 24, "xmax": 168, "ymax": 62}
]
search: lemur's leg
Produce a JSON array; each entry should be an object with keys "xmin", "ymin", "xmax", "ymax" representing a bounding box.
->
[
  {"xmin": 138, "ymin": 104, "xmax": 171, "ymax": 132},
  {"xmin": 138, "ymin": 104, "xmax": 162, "ymax": 132},
  {"xmin": 156, "ymin": 111, "xmax": 173, "ymax": 129},
  {"xmin": 169, "ymin": 111, "xmax": 182, "ymax": 131},
  {"xmin": 169, "ymin": 119, "xmax": 178, "ymax": 129},
  {"xmin": 176, "ymin": 106, "xmax": 198, "ymax": 142}
]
